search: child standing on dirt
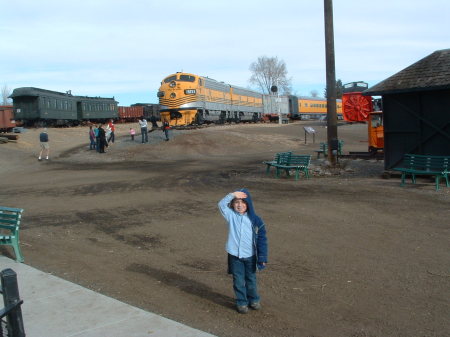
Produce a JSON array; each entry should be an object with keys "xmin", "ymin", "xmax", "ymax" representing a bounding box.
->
[
  {"xmin": 130, "ymin": 127, "xmax": 135, "ymax": 141},
  {"xmin": 218, "ymin": 189, "xmax": 268, "ymax": 314}
]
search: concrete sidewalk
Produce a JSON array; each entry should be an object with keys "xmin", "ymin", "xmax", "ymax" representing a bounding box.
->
[{"xmin": 0, "ymin": 256, "xmax": 216, "ymax": 337}]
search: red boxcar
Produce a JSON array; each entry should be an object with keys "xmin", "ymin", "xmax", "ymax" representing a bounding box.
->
[
  {"xmin": 0, "ymin": 105, "xmax": 16, "ymax": 131},
  {"xmin": 118, "ymin": 106, "xmax": 144, "ymax": 120}
]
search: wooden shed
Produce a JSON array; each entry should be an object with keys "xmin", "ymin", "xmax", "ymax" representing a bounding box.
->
[{"xmin": 364, "ymin": 48, "xmax": 450, "ymax": 169}]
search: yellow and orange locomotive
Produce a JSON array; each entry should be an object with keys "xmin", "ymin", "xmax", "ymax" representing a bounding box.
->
[{"xmin": 158, "ymin": 72, "xmax": 263, "ymax": 126}]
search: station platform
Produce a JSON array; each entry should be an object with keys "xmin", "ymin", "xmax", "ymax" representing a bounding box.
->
[{"xmin": 0, "ymin": 256, "xmax": 215, "ymax": 337}]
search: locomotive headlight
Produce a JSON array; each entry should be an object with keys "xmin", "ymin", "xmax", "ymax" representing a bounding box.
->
[
  {"xmin": 169, "ymin": 81, "xmax": 176, "ymax": 88},
  {"xmin": 184, "ymin": 89, "xmax": 196, "ymax": 95},
  {"xmin": 170, "ymin": 93, "xmax": 176, "ymax": 98},
  {"xmin": 157, "ymin": 91, "xmax": 164, "ymax": 97}
]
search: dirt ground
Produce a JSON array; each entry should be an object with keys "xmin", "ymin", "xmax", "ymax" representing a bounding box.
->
[{"xmin": 0, "ymin": 121, "xmax": 449, "ymax": 337}]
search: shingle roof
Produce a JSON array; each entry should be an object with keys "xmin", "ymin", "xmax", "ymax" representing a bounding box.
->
[{"xmin": 364, "ymin": 48, "xmax": 450, "ymax": 95}]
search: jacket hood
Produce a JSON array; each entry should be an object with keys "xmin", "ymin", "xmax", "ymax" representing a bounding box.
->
[
  {"xmin": 237, "ymin": 188, "xmax": 260, "ymax": 225},
  {"xmin": 237, "ymin": 188, "xmax": 267, "ymax": 266}
]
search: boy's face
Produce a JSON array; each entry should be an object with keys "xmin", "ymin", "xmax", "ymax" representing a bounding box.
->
[{"xmin": 233, "ymin": 199, "xmax": 247, "ymax": 214}]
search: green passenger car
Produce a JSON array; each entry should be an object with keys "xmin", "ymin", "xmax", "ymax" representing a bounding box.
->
[{"xmin": 9, "ymin": 87, "xmax": 118, "ymax": 125}]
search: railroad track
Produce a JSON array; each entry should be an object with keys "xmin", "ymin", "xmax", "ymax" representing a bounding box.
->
[{"xmin": 340, "ymin": 152, "xmax": 384, "ymax": 160}]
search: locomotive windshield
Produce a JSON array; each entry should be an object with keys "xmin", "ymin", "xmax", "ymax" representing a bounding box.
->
[
  {"xmin": 164, "ymin": 75, "xmax": 177, "ymax": 83},
  {"xmin": 163, "ymin": 74, "xmax": 196, "ymax": 83},
  {"xmin": 179, "ymin": 75, "xmax": 196, "ymax": 82}
]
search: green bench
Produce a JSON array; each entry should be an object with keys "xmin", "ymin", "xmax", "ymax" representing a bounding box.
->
[
  {"xmin": 315, "ymin": 140, "xmax": 344, "ymax": 158},
  {"xmin": 0, "ymin": 206, "xmax": 24, "ymax": 262},
  {"xmin": 274, "ymin": 154, "xmax": 311, "ymax": 180},
  {"xmin": 263, "ymin": 151, "xmax": 292, "ymax": 175},
  {"xmin": 392, "ymin": 154, "xmax": 450, "ymax": 191}
]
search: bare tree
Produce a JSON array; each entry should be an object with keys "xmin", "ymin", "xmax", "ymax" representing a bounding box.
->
[
  {"xmin": 249, "ymin": 56, "xmax": 292, "ymax": 94},
  {"xmin": 1, "ymin": 84, "xmax": 12, "ymax": 105},
  {"xmin": 310, "ymin": 90, "xmax": 319, "ymax": 97}
]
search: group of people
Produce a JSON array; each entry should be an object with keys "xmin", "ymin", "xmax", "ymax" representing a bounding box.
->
[
  {"xmin": 88, "ymin": 116, "xmax": 171, "ymax": 151},
  {"xmin": 37, "ymin": 116, "xmax": 170, "ymax": 160},
  {"xmin": 89, "ymin": 119, "xmax": 115, "ymax": 153}
]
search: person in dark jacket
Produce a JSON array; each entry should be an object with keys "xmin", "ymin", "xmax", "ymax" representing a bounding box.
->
[
  {"xmin": 97, "ymin": 124, "xmax": 107, "ymax": 153},
  {"xmin": 218, "ymin": 188, "xmax": 268, "ymax": 314},
  {"xmin": 38, "ymin": 128, "xmax": 50, "ymax": 160},
  {"xmin": 162, "ymin": 119, "xmax": 171, "ymax": 141}
]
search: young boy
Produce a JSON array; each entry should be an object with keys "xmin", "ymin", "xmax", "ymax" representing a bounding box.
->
[{"xmin": 218, "ymin": 189, "xmax": 268, "ymax": 314}]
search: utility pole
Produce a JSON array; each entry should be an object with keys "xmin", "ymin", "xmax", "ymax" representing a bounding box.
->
[{"xmin": 324, "ymin": 0, "xmax": 338, "ymax": 165}]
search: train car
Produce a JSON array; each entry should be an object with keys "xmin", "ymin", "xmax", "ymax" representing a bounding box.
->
[
  {"xmin": 77, "ymin": 95, "xmax": 118, "ymax": 121},
  {"xmin": 265, "ymin": 95, "xmax": 298, "ymax": 122},
  {"xmin": 9, "ymin": 87, "xmax": 118, "ymax": 126},
  {"xmin": 158, "ymin": 72, "xmax": 263, "ymax": 126},
  {"xmin": 292, "ymin": 97, "xmax": 343, "ymax": 120},
  {"xmin": 118, "ymin": 106, "xmax": 144, "ymax": 121},
  {"xmin": 0, "ymin": 105, "xmax": 16, "ymax": 132},
  {"xmin": 131, "ymin": 103, "xmax": 160, "ymax": 121},
  {"xmin": 118, "ymin": 104, "xmax": 160, "ymax": 122}
]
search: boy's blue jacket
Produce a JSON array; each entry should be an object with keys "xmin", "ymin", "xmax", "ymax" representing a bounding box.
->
[{"xmin": 219, "ymin": 188, "xmax": 268, "ymax": 270}]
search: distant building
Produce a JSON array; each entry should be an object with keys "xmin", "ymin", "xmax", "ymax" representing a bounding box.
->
[{"xmin": 364, "ymin": 48, "xmax": 450, "ymax": 169}]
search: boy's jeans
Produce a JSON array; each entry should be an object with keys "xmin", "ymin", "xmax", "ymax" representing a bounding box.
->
[
  {"xmin": 229, "ymin": 254, "xmax": 260, "ymax": 306},
  {"xmin": 141, "ymin": 127, "xmax": 148, "ymax": 143}
]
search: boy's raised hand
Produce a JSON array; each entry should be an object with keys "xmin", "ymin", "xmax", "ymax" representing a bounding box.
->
[{"xmin": 233, "ymin": 191, "xmax": 247, "ymax": 199}]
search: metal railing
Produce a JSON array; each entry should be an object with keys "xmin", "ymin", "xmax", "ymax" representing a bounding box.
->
[{"xmin": 0, "ymin": 269, "xmax": 25, "ymax": 337}]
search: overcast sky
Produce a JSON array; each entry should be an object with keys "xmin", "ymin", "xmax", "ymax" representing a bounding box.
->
[{"xmin": 2, "ymin": 0, "xmax": 449, "ymax": 105}]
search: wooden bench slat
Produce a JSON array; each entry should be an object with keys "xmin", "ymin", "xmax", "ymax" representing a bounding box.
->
[
  {"xmin": 0, "ymin": 219, "xmax": 21, "ymax": 225},
  {"xmin": 274, "ymin": 154, "xmax": 311, "ymax": 180},
  {"xmin": 0, "ymin": 206, "xmax": 24, "ymax": 262},
  {"xmin": 263, "ymin": 152, "xmax": 292, "ymax": 174},
  {"xmin": 263, "ymin": 152, "xmax": 311, "ymax": 180}
]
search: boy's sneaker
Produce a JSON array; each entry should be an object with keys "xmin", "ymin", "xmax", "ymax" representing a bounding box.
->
[
  {"xmin": 38, "ymin": 157, "xmax": 42, "ymax": 161},
  {"xmin": 249, "ymin": 302, "xmax": 261, "ymax": 310},
  {"xmin": 236, "ymin": 305, "xmax": 249, "ymax": 314}
]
